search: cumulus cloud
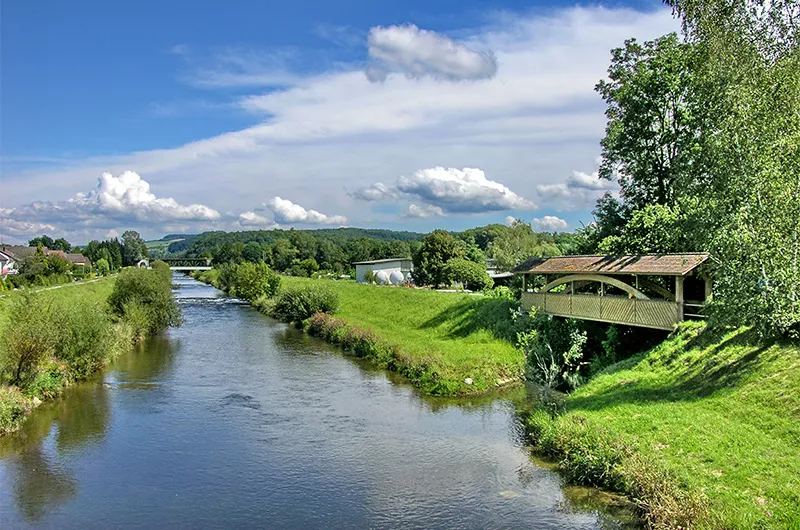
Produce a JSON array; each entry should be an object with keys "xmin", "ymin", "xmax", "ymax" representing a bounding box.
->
[
  {"xmin": 366, "ymin": 24, "xmax": 498, "ymax": 82},
  {"xmin": 0, "ymin": 214, "xmax": 56, "ymax": 239},
  {"xmin": 537, "ymin": 167, "xmax": 618, "ymax": 211},
  {"xmin": 266, "ymin": 197, "xmax": 347, "ymax": 225},
  {"xmin": 0, "ymin": 171, "xmax": 222, "ymax": 243},
  {"xmin": 566, "ymin": 170, "xmax": 608, "ymax": 190},
  {"xmin": 531, "ymin": 215, "xmax": 569, "ymax": 232},
  {"xmin": 505, "ymin": 216, "xmax": 517, "ymax": 226},
  {"xmin": 9, "ymin": 171, "xmax": 220, "ymax": 224},
  {"xmin": 350, "ymin": 182, "xmax": 397, "ymax": 201},
  {"xmin": 404, "ymin": 203, "xmax": 445, "ymax": 218},
  {"xmin": 396, "ymin": 167, "xmax": 534, "ymax": 213},
  {"xmin": 238, "ymin": 210, "xmax": 271, "ymax": 226}
]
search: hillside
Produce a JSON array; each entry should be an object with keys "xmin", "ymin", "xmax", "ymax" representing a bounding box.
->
[{"xmin": 547, "ymin": 323, "xmax": 800, "ymax": 528}]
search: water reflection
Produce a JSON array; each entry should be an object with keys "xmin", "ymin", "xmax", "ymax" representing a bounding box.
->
[
  {"xmin": 9, "ymin": 446, "xmax": 77, "ymax": 522},
  {"xmin": 0, "ymin": 277, "xmax": 640, "ymax": 528}
]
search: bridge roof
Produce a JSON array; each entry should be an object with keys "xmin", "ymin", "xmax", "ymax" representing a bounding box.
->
[{"xmin": 514, "ymin": 253, "xmax": 710, "ymax": 277}]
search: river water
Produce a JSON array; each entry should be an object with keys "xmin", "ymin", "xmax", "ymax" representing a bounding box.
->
[{"xmin": 0, "ymin": 276, "xmax": 637, "ymax": 528}]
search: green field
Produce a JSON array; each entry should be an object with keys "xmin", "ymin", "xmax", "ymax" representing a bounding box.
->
[
  {"xmin": 274, "ymin": 277, "xmax": 526, "ymax": 395},
  {"xmin": 555, "ymin": 323, "xmax": 800, "ymax": 528},
  {"xmin": 0, "ymin": 278, "xmax": 117, "ymax": 331}
]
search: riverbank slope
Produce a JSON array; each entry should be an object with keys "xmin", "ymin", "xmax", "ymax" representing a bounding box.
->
[
  {"xmin": 194, "ymin": 271, "xmax": 525, "ymax": 395},
  {"xmin": 0, "ymin": 277, "xmax": 119, "ymax": 433},
  {"xmin": 527, "ymin": 322, "xmax": 800, "ymax": 528}
]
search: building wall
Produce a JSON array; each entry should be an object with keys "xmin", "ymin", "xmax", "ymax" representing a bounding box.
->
[{"xmin": 355, "ymin": 260, "xmax": 413, "ymax": 283}]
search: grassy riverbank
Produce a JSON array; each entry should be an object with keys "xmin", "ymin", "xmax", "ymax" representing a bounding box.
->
[
  {"xmin": 1, "ymin": 266, "xmax": 181, "ymax": 435},
  {"xmin": 194, "ymin": 271, "xmax": 525, "ymax": 395},
  {"xmin": 525, "ymin": 322, "xmax": 800, "ymax": 529}
]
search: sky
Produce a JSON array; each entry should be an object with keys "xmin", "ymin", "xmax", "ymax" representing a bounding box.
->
[{"xmin": 0, "ymin": 0, "xmax": 678, "ymax": 244}]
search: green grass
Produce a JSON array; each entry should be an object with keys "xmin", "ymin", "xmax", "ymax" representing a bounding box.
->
[
  {"xmin": 266, "ymin": 276, "xmax": 525, "ymax": 395},
  {"xmin": 0, "ymin": 277, "xmax": 117, "ymax": 331},
  {"xmin": 558, "ymin": 322, "xmax": 800, "ymax": 528}
]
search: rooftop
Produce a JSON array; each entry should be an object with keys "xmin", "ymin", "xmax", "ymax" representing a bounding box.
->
[
  {"xmin": 513, "ymin": 253, "xmax": 710, "ymax": 276},
  {"xmin": 352, "ymin": 257, "xmax": 413, "ymax": 265}
]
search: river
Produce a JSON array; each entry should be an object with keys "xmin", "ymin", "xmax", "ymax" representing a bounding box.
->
[{"xmin": 0, "ymin": 276, "xmax": 637, "ymax": 528}]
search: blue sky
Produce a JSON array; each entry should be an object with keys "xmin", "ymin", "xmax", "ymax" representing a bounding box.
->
[{"xmin": 0, "ymin": 0, "xmax": 675, "ymax": 243}]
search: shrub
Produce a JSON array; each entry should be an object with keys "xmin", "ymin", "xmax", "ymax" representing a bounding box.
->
[
  {"xmin": 0, "ymin": 386, "xmax": 30, "ymax": 434},
  {"xmin": 518, "ymin": 312, "xmax": 588, "ymax": 391},
  {"xmin": 95, "ymin": 258, "xmax": 110, "ymax": 276},
  {"xmin": 215, "ymin": 263, "xmax": 238, "ymax": 292},
  {"xmin": 232, "ymin": 262, "xmax": 281, "ymax": 301},
  {"xmin": 0, "ymin": 293, "xmax": 61, "ymax": 387},
  {"xmin": 444, "ymin": 258, "xmax": 493, "ymax": 291},
  {"xmin": 121, "ymin": 301, "xmax": 152, "ymax": 341},
  {"xmin": 271, "ymin": 286, "xmax": 339, "ymax": 323},
  {"xmin": 27, "ymin": 361, "xmax": 69, "ymax": 399},
  {"xmin": 108, "ymin": 268, "xmax": 182, "ymax": 334},
  {"xmin": 57, "ymin": 300, "xmax": 120, "ymax": 378}
]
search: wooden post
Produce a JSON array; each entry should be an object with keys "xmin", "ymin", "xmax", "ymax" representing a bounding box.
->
[
  {"xmin": 676, "ymin": 276, "xmax": 685, "ymax": 321},
  {"xmin": 522, "ymin": 274, "xmax": 528, "ymax": 293},
  {"xmin": 704, "ymin": 276, "xmax": 713, "ymax": 302}
]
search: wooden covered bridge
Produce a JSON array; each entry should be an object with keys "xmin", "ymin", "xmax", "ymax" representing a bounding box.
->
[{"xmin": 513, "ymin": 253, "xmax": 711, "ymax": 330}]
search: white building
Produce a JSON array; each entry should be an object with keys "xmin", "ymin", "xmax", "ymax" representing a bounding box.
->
[{"xmin": 353, "ymin": 258, "xmax": 413, "ymax": 284}]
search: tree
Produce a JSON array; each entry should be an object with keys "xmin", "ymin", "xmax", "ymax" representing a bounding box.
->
[
  {"xmin": 444, "ymin": 258, "xmax": 493, "ymax": 291},
  {"xmin": 412, "ymin": 230, "xmax": 466, "ymax": 288},
  {"xmin": 489, "ymin": 221, "xmax": 561, "ymax": 271},
  {"xmin": 52, "ymin": 238, "xmax": 71, "ymax": 252},
  {"xmin": 121, "ymin": 231, "xmax": 148, "ymax": 267},
  {"xmin": 28, "ymin": 235, "xmax": 54, "ymax": 249},
  {"xmin": 596, "ymin": 33, "xmax": 705, "ymax": 210},
  {"xmin": 269, "ymin": 239, "xmax": 298, "ymax": 271},
  {"xmin": 95, "ymin": 258, "xmax": 110, "ymax": 276},
  {"xmin": 242, "ymin": 242, "xmax": 264, "ymax": 263}
]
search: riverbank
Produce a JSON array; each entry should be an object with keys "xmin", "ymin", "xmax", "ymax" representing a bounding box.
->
[
  {"xmin": 524, "ymin": 322, "xmax": 800, "ymax": 529},
  {"xmin": 193, "ymin": 271, "xmax": 525, "ymax": 395}
]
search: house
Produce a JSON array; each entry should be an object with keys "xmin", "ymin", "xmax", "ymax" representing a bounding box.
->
[
  {"xmin": 46, "ymin": 249, "xmax": 91, "ymax": 268},
  {"xmin": 353, "ymin": 258, "xmax": 413, "ymax": 284},
  {"xmin": 486, "ymin": 259, "xmax": 514, "ymax": 287},
  {"xmin": 0, "ymin": 246, "xmax": 37, "ymax": 277}
]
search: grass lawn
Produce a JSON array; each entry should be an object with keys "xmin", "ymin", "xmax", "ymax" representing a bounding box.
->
[
  {"xmin": 562, "ymin": 323, "xmax": 800, "ymax": 528},
  {"xmin": 279, "ymin": 277, "xmax": 525, "ymax": 395},
  {"xmin": 0, "ymin": 277, "xmax": 118, "ymax": 332}
]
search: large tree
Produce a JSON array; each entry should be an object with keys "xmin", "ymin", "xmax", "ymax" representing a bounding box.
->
[
  {"xmin": 121, "ymin": 231, "xmax": 148, "ymax": 267},
  {"xmin": 489, "ymin": 221, "xmax": 561, "ymax": 271},
  {"xmin": 596, "ymin": 33, "xmax": 705, "ymax": 210},
  {"xmin": 412, "ymin": 230, "xmax": 466, "ymax": 288}
]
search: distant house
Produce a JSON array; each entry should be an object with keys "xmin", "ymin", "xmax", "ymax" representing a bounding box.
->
[
  {"xmin": 46, "ymin": 249, "xmax": 91, "ymax": 268},
  {"xmin": 486, "ymin": 259, "xmax": 513, "ymax": 286},
  {"xmin": 0, "ymin": 246, "xmax": 36, "ymax": 277},
  {"xmin": 353, "ymin": 258, "xmax": 413, "ymax": 284}
]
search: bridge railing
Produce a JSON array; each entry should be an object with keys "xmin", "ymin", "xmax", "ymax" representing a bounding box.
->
[{"xmin": 521, "ymin": 292, "xmax": 679, "ymax": 331}]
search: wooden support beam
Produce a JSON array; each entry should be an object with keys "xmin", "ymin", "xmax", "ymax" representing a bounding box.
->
[
  {"xmin": 676, "ymin": 276, "xmax": 685, "ymax": 321},
  {"xmin": 704, "ymin": 276, "xmax": 713, "ymax": 302}
]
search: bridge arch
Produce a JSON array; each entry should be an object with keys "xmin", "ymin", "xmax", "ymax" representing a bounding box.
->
[{"xmin": 540, "ymin": 274, "xmax": 650, "ymax": 300}]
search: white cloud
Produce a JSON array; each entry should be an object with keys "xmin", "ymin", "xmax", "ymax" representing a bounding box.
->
[
  {"xmin": 366, "ymin": 24, "xmax": 498, "ymax": 82},
  {"xmin": 537, "ymin": 167, "xmax": 618, "ymax": 211},
  {"xmin": 505, "ymin": 216, "xmax": 517, "ymax": 226},
  {"xmin": 0, "ymin": 214, "xmax": 56, "ymax": 239},
  {"xmin": 350, "ymin": 182, "xmax": 397, "ymax": 201},
  {"xmin": 3, "ymin": 7, "xmax": 678, "ymax": 236},
  {"xmin": 404, "ymin": 203, "xmax": 445, "ymax": 218},
  {"xmin": 396, "ymin": 167, "xmax": 534, "ymax": 213},
  {"xmin": 531, "ymin": 215, "xmax": 569, "ymax": 231},
  {"xmin": 238, "ymin": 211, "xmax": 270, "ymax": 226},
  {"xmin": 266, "ymin": 197, "xmax": 347, "ymax": 225},
  {"xmin": 567, "ymin": 170, "xmax": 609, "ymax": 190}
]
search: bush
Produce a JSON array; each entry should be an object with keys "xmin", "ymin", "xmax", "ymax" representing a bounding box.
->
[
  {"xmin": 0, "ymin": 294, "xmax": 61, "ymax": 387},
  {"xmin": 108, "ymin": 268, "xmax": 182, "ymax": 334},
  {"xmin": 270, "ymin": 285, "xmax": 339, "ymax": 323},
  {"xmin": 518, "ymin": 312, "xmax": 587, "ymax": 391},
  {"xmin": 444, "ymin": 258, "xmax": 493, "ymax": 291},
  {"xmin": 57, "ymin": 300, "xmax": 120, "ymax": 378},
  {"xmin": 0, "ymin": 386, "xmax": 30, "ymax": 434},
  {"xmin": 232, "ymin": 262, "xmax": 281, "ymax": 301}
]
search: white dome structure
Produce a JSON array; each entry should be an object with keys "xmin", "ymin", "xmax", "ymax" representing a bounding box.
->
[
  {"xmin": 375, "ymin": 270, "xmax": 390, "ymax": 285},
  {"xmin": 389, "ymin": 270, "xmax": 405, "ymax": 285}
]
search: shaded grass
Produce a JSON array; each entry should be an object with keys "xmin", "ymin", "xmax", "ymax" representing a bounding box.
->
[{"xmin": 555, "ymin": 322, "xmax": 800, "ymax": 528}]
